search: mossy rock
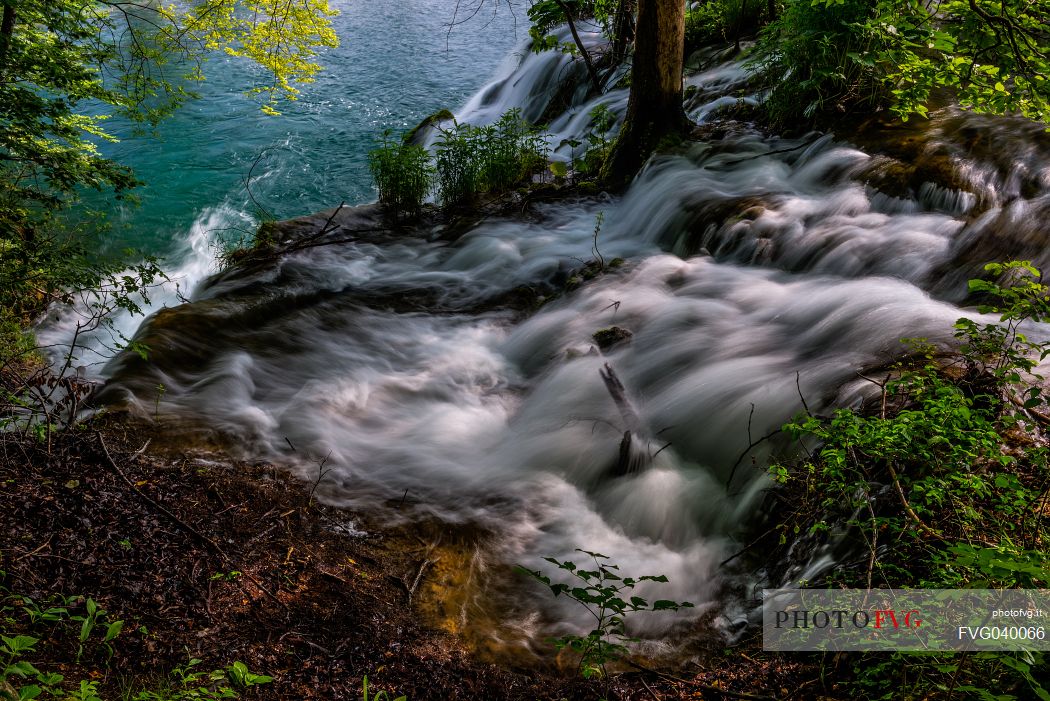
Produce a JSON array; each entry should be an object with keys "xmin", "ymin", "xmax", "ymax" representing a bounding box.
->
[
  {"xmin": 592, "ymin": 326, "xmax": 632, "ymax": 351},
  {"xmin": 404, "ymin": 109, "xmax": 455, "ymax": 146}
]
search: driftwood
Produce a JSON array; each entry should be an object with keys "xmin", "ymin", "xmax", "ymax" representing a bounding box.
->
[
  {"xmin": 599, "ymin": 363, "xmax": 652, "ymax": 476},
  {"xmin": 599, "ymin": 362, "xmax": 644, "ymax": 434}
]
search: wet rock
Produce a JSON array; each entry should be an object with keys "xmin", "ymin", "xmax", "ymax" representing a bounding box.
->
[
  {"xmin": 404, "ymin": 108, "xmax": 455, "ymax": 146},
  {"xmin": 592, "ymin": 326, "xmax": 633, "ymax": 351}
]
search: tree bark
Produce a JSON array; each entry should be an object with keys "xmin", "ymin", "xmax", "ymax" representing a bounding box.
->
[
  {"xmin": 0, "ymin": 2, "xmax": 16, "ymax": 73},
  {"xmin": 554, "ymin": 0, "xmax": 602, "ymax": 94},
  {"xmin": 610, "ymin": 0, "xmax": 636, "ymax": 64},
  {"xmin": 734, "ymin": 0, "xmax": 749, "ymax": 52},
  {"xmin": 601, "ymin": 0, "xmax": 687, "ymax": 188}
]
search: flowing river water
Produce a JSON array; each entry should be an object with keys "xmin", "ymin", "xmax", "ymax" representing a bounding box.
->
[{"xmin": 41, "ymin": 0, "xmax": 1050, "ymax": 662}]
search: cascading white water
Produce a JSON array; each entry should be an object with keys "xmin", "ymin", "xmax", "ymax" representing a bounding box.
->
[
  {"xmin": 93, "ymin": 35, "xmax": 1050, "ymax": 651},
  {"xmin": 36, "ymin": 204, "xmax": 253, "ymax": 378}
]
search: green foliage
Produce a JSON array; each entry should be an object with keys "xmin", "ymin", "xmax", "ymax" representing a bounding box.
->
[
  {"xmin": 0, "ymin": 585, "xmax": 270, "ymax": 701},
  {"xmin": 847, "ymin": 650, "xmax": 1050, "ymax": 701},
  {"xmin": 367, "ymin": 110, "xmax": 548, "ymax": 214},
  {"xmin": 361, "ymin": 675, "xmax": 406, "ymax": 701},
  {"xmin": 434, "ymin": 121, "xmax": 480, "ymax": 207},
  {"xmin": 518, "ymin": 550, "xmax": 693, "ymax": 679},
  {"xmin": 756, "ymin": 0, "xmax": 883, "ymax": 122},
  {"xmin": 768, "ymin": 261, "xmax": 1050, "ymax": 699},
  {"xmin": 70, "ymin": 598, "xmax": 122, "ymax": 663},
  {"xmin": 128, "ymin": 659, "xmax": 272, "ymax": 700},
  {"xmin": 433, "ymin": 110, "xmax": 548, "ymax": 207},
  {"xmin": 580, "ymin": 105, "xmax": 616, "ymax": 176},
  {"xmin": 223, "ymin": 661, "xmax": 272, "ymax": 691},
  {"xmin": 684, "ymin": 0, "xmax": 770, "ymax": 52},
  {"xmin": 367, "ymin": 133, "xmax": 432, "ymax": 218},
  {"xmin": 556, "ymin": 104, "xmax": 615, "ymax": 182},
  {"xmin": 527, "ymin": 0, "xmax": 620, "ymax": 54},
  {"xmin": 685, "ymin": 1, "xmax": 731, "ymax": 51},
  {"xmin": 757, "ymin": 0, "xmax": 1050, "ymax": 124}
]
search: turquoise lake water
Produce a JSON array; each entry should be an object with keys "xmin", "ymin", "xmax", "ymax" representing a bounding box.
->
[{"xmin": 97, "ymin": 0, "xmax": 523, "ymax": 257}]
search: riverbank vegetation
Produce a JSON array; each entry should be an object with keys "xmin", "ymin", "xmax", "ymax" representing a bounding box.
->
[
  {"xmin": 4, "ymin": 0, "xmax": 1050, "ymax": 699},
  {"xmin": 0, "ymin": 0, "xmax": 339, "ymax": 406},
  {"xmin": 762, "ymin": 262, "xmax": 1050, "ymax": 699}
]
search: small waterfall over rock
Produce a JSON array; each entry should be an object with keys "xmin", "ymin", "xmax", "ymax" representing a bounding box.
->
[{"xmin": 93, "ymin": 34, "xmax": 1050, "ymax": 655}]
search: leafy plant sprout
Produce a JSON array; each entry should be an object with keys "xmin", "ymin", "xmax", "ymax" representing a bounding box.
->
[{"xmin": 517, "ymin": 549, "xmax": 693, "ymax": 679}]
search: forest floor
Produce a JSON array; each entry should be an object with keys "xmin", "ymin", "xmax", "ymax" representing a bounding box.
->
[{"xmin": 0, "ymin": 413, "xmax": 835, "ymax": 701}]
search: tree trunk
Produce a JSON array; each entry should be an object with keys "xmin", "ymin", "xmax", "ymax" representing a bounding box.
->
[
  {"xmin": 610, "ymin": 0, "xmax": 636, "ymax": 64},
  {"xmin": 734, "ymin": 0, "xmax": 749, "ymax": 52},
  {"xmin": 601, "ymin": 0, "xmax": 687, "ymax": 188},
  {"xmin": 0, "ymin": 2, "xmax": 16, "ymax": 73},
  {"xmin": 554, "ymin": 0, "xmax": 602, "ymax": 94}
]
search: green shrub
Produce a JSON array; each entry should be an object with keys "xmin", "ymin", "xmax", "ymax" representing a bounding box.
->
[
  {"xmin": 767, "ymin": 261, "xmax": 1050, "ymax": 699},
  {"xmin": 434, "ymin": 122, "xmax": 482, "ymax": 208},
  {"xmin": 478, "ymin": 110, "xmax": 548, "ymax": 193},
  {"xmin": 685, "ymin": 0, "xmax": 768, "ymax": 53},
  {"xmin": 1, "ymin": 583, "xmax": 271, "ymax": 701},
  {"xmin": 434, "ymin": 110, "xmax": 548, "ymax": 208},
  {"xmin": 756, "ymin": 0, "xmax": 1050, "ymax": 126},
  {"xmin": 361, "ymin": 675, "xmax": 406, "ymax": 701},
  {"xmin": 367, "ymin": 133, "xmax": 432, "ymax": 217},
  {"xmin": 518, "ymin": 550, "xmax": 692, "ymax": 679},
  {"xmin": 580, "ymin": 105, "xmax": 616, "ymax": 175},
  {"xmin": 756, "ymin": 0, "xmax": 882, "ymax": 124}
]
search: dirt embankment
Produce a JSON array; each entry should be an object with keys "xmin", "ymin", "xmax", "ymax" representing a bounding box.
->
[{"xmin": 0, "ymin": 412, "xmax": 826, "ymax": 701}]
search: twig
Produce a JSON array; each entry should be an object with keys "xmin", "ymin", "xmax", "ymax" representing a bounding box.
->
[
  {"xmin": 795, "ymin": 371, "xmax": 811, "ymax": 415},
  {"xmin": 725, "ymin": 427, "xmax": 782, "ymax": 489},
  {"xmin": 651, "ymin": 441, "xmax": 673, "ymax": 458},
  {"xmin": 599, "ymin": 363, "xmax": 644, "ymax": 435},
  {"xmin": 98, "ymin": 432, "xmax": 223, "ymax": 550},
  {"xmin": 719, "ymin": 525, "xmax": 777, "ymax": 567},
  {"xmin": 130, "ymin": 439, "xmax": 151, "ymax": 459},
  {"xmin": 624, "ymin": 659, "xmax": 775, "ymax": 700},
  {"xmin": 718, "ymin": 136, "xmax": 820, "ymax": 167},
  {"xmin": 407, "ymin": 558, "xmax": 435, "ymax": 603},
  {"xmin": 885, "ymin": 463, "xmax": 937, "ymax": 542},
  {"xmin": 553, "ymin": 0, "xmax": 602, "ymax": 94},
  {"xmin": 640, "ymin": 676, "xmax": 661, "ymax": 701},
  {"xmin": 14, "ymin": 536, "xmax": 53, "ymax": 561}
]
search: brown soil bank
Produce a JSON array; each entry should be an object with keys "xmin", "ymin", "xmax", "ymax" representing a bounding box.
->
[{"xmin": 0, "ymin": 415, "xmax": 825, "ymax": 700}]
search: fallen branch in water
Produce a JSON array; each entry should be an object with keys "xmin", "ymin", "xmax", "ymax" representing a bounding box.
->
[{"xmin": 599, "ymin": 363, "xmax": 651, "ymax": 475}]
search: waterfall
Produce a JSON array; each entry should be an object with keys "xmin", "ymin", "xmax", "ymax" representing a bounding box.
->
[{"xmin": 93, "ymin": 35, "xmax": 1050, "ymax": 653}]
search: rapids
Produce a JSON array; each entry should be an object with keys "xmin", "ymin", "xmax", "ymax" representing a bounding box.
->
[{"xmin": 47, "ymin": 19, "xmax": 1050, "ymax": 656}]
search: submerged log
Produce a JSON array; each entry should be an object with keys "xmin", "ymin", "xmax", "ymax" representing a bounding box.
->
[{"xmin": 599, "ymin": 363, "xmax": 653, "ymax": 476}]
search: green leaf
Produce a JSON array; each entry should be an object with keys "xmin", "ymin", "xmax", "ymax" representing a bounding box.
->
[
  {"xmin": 5, "ymin": 661, "xmax": 39, "ymax": 677},
  {"xmin": 1, "ymin": 636, "xmax": 38, "ymax": 654},
  {"xmin": 104, "ymin": 620, "xmax": 124, "ymax": 642}
]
